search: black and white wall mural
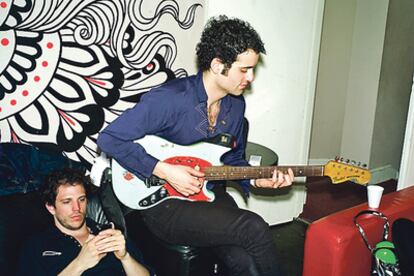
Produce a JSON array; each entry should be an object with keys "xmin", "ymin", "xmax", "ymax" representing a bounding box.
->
[{"xmin": 0, "ymin": 0, "xmax": 204, "ymax": 166}]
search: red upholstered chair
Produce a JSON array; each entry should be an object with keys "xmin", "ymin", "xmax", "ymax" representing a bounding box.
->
[{"xmin": 302, "ymin": 185, "xmax": 414, "ymax": 276}]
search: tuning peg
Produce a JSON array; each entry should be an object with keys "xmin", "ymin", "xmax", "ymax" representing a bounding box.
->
[
  {"xmin": 363, "ymin": 164, "xmax": 367, "ymax": 168},
  {"xmin": 340, "ymin": 157, "xmax": 344, "ymax": 162},
  {"xmin": 346, "ymin": 159, "xmax": 350, "ymax": 163},
  {"xmin": 335, "ymin": 156, "xmax": 340, "ymax": 161},
  {"xmin": 351, "ymin": 160, "xmax": 356, "ymax": 165}
]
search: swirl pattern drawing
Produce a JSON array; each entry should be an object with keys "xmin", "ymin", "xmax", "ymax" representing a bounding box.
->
[{"xmin": 0, "ymin": 0, "xmax": 202, "ymax": 166}]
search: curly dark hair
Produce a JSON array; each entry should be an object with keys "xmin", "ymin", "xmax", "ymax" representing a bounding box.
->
[
  {"xmin": 42, "ymin": 168, "xmax": 91, "ymax": 206},
  {"xmin": 196, "ymin": 15, "xmax": 266, "ymax": 71}
]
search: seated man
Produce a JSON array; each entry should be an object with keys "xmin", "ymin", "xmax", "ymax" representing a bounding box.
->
[
  {"xmin": 0, "ymin": 143, "xmax": 85, "ymax": 276},
  {"xmin": 17, "ymin": 168, "xmax": 150, "ymax": 276},
  {"xmin": 97, "ymin": 15, "xmax": 294, "ymax": 276}
]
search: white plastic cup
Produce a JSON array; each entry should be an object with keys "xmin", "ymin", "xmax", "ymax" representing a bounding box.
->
[{"xmin": 367, "ymin": 185, "xmax": 384, "ymax": 209}]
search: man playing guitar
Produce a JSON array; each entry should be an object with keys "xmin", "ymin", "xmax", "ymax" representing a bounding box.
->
[{"xmin": 98, "ymin": 15, "xmax": 294, "ymax": 276}]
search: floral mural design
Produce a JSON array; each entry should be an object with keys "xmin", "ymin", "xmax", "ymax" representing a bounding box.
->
[{"xmin": 0, "ymin": 0, "xmax": 202, "ymax": 166}]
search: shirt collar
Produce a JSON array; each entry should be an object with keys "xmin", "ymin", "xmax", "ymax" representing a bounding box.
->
[
  {"xmin": 195, "ymin": 70, "xmax": 233, "ymax": 113},
  {"xmin": 49, "ymin": 218, "xmax": 99, "ymax": 236},
  {"xmin": 195, "ymin": 70, "xmax": 208, "ymax": 103}
]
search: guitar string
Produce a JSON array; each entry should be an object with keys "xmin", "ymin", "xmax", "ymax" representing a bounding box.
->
[{"xmin": 204, "ymin": 166, "xmax": 324, "ymax": 180}]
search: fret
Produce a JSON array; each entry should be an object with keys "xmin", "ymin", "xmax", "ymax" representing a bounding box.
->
[{"xmin": 204, "ymin": 165, "xmax": 324, "ymax": 180}]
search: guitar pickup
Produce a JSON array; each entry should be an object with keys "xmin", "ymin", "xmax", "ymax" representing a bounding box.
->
[{"xmin": 145, "ymin": 176, "xmax": 166, "ymax": 188}]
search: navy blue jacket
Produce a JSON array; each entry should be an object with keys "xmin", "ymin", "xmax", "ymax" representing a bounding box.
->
[{"xmin": 97, "ymin": 71, "xmax": 250, "ymax": 192}]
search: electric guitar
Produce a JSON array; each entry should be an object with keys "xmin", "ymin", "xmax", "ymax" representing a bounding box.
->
[{"xmin": 109, "ymin": 135, "xmax": 371, "ymax": 210}]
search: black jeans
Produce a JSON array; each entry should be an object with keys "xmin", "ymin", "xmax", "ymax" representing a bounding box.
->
[{"xmin": 141, "ymin": 185, "xmax": 284, "ymax": 276}]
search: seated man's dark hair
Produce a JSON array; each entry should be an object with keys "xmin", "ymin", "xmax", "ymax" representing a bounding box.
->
[
  {"xmin": 196, "ymin": 15, "xmax": 266, "ymax": 71},
  {"xmin": 42, "ymin": 167, "xmax": 91, "ymax": 206}
]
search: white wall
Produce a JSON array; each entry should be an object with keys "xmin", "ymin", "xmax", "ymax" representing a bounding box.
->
[
  {"xmin": 311, "ymin": 0, "xmax": 414, "ymax": 185},
  {"xmin": 205, "ymin": 0, "xmax": 324, "ymax": 224},
  {"xmin": 398, "ymin": 76, "xmax": 414, "ymax": 189},
  {"xmin": 310, "ymin": 0, "xmax": 356, "ymax": 161},
  {"xmin": 341, "ymin": 0, "xmax": 389, "ymax": 166},
  {"xmin": 370, "ymin": 0, "xmax": 414, "ymax": 174}
]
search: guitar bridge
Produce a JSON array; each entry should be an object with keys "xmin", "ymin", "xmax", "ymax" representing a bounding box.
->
[{"xmin": 144, "ymin": 176, "xmax": 166, "ymax": 188}]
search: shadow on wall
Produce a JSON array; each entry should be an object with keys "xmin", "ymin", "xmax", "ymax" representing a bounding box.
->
[{"xmin": 300, "ymin": 176, "xmax": 397, "ymax": 222}]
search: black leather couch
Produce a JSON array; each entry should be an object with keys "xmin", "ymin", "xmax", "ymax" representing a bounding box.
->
[
  {"xmin": 0, "ymin": 143, "xmax": 109, "ymax": 276},
  {"xmin": 0, "ymin": 143, "xmax": 227, "ymax": 276}
]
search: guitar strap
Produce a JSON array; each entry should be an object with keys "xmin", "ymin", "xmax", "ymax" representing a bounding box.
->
[{"xmin": 144, "ymin": 175, "xmax": 166, "ymax": 188}]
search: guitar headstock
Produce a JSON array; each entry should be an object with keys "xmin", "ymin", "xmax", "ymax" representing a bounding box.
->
[{"xmin": 323, "ymin": 160, "xmax": 371, "ymax": 185}]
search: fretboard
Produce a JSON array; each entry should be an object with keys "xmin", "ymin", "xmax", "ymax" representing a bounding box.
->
[{"xmin": 204, "ymin": 165, "xmax": 324, "ymax": 181}]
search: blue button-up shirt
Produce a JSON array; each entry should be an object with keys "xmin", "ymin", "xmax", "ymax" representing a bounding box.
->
[{"xmin": 97, "ymin": 71, "xmax": 250, "ymax": 192}]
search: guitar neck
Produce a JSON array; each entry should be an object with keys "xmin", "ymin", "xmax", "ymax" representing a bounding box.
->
[{"xmin": 204, "ymin": 165, "xmax": 324, "ymax": 181}]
